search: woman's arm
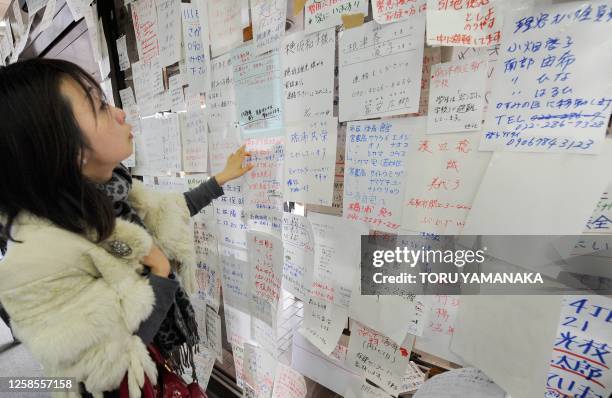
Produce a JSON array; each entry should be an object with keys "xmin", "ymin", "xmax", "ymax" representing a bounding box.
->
[
  {"xmin": 136, "ymin": 273, "xmax": 179, "ymax": 343},
  {"xmin": 182, "ymin": 145, "xmax": 253, "ymax": 216},
  {"xmin": 183, "ymin": 176, "xmax": 224, "ymax": 217}
]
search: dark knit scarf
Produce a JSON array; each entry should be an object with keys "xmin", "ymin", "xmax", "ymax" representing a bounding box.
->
[{"xmin": 96, "ymin": 165, "xmax": 200, "ymax": 379}]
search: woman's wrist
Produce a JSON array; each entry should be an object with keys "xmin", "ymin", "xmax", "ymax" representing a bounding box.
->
[{"xmin": 214, "ymin": 172, "xmax": 228, "ymax": 186}]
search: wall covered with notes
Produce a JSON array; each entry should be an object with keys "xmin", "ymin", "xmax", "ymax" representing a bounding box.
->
[{"xmin": 43, "ymin": 0, "xmax": 612, "ymax": 397}]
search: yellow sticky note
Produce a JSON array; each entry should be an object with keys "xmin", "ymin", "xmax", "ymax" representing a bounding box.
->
[
  {"xmin": 293, "ymin": 0, "xmax": 307, "ymax": 16},
  {"xmin": 341, "ymin": 13, "xmax": 365, "ymax": 29}
]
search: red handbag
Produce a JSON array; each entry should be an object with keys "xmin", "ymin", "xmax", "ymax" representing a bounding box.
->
[{"xmin": 119, "ymin": 344, "xmax": 207, "ymax": 398}]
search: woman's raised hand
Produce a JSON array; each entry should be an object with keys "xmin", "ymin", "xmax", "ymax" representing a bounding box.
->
[{"xmin": 214, "ymin": 144, "xmax": 254, "ymax": 186}]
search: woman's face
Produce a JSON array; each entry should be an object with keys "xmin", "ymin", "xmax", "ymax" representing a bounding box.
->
[{"xmin": 60, "ymin": 77, "xmax": 133, "ymax": 182}]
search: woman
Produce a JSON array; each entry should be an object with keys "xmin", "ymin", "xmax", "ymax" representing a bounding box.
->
[{"xmin": 0, "ymin": 58, "xmax": 252, "ymax": 397}]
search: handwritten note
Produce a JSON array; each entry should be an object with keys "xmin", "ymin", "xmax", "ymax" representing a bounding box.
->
[
  {"xmin": 131, "ymin": 57, "xmax": 164, "ymax": 117},
  {"xmin": 246, "ymin": 209, "xmax": 283, "ymax": 238},
  {"xmin": 219, "ymin": 245, "xmax": 249, "ymax": 316},
  {"xmin": 308, "ymin": 212, "xmax": 369, "ymax": 309},
  {"xmin": 116, "ymin": 35, "xmax": 130, "ymax": 71},
  {"xmin": 414, "ymin": 367, "xmax": 506, "ymax": 398},
  {"xmin": 545, "ymin": 295, "xmax": 612, "ymax": 398},
  {"xmin": 479, "ymin": 2, "xmax": 612, "ymax": 154},
  {"xmin": 247, "ymin": 231, "xmax": 284, "ymax": 328},
  {"xmin": 208, "ymin": 0, "xmax": 243, "ymax": 57},
  {"xmin": 416, "ymin": 46, "xmax": 443, "ymax": 115},
  {"xmin": 351, "ymin": 284, "xmax": 427, "ymax": 341},
  {"xmin": 167, "ymin": 74, "xmax": 185, "ymax": 112},
  {"xmin": 451, "ymin": 44, "xmax": 500, "ymax": 114},
  {"xmin": 299, "ymin": 213, "xmax": 367, "ymax": 355},
  {"xmin": 244, "ymin": 343, "xmax": 278, "ymax": 398},
  {"xmin": 138, "ymin": 113, "xmax": 182, "ymax": 173},
  {"xmin": 339, "ymin": 19, "xmax": 426, "ymax": 122},
  {"xmin": 181, "ymin": 3, "xmax": 210, "ymax": 94},
  {"xmin": 251, "ymin": 0, "xmax": 287, "ymax": 55},
  {"xmin": 427, "ymin": 58, "xmax": 488, "ymax": 134},
  {"xmin": 281, "ymin": 213, "xmax": 315, "ymax": 301},
  {"xmin": 187, "ymin": 175, "xmax": 220, "ymax": 311},
  {"xmin": 132, "ymin": 0, "xmax": 160, "ymax": 63},
  {"xmin": 209, "ymin": 53, "xmax": 237, "ymax": 125},
  {"xmin": 284, "ymin": 118, "xmax": 337, "ymax": 206},
  {"xmin": 400, "ymin": 362, "xmax": 426, "ymax": 394},
  {"xmin": 300, "ymin": 296, "xmax": 348, "ymax": 356},
  {"xmin": 282, "ymin": 28, "xmax": 335, "ymax": 121},
  {"xmin": 346, "ymin": 320, "xmax": 415, "ymax": 396},
  {"xmin": 585, "ymin": 182, "xmax": 612, "ymax": 233},
  {"xmin": 426, "ymin": 0, "xmax": 503, "ymax": 47},
  {"xmin": 344, "ymin": 118, "xmax": 417, "ymax": 233},
  {"xmin": 180, "ymin": 105, "xmax": 208, "ymax": 172},
  {"xmin": 205, "ymin": 305, "xmax": 223, "ymax": 362},
  {"xmin": 191, "ymin": 343, "xmax": 216, "ymax": 389},
  {"xmin": 304, "ymin": 0, "xmax": 368, "ymax": 34},
  {"xmin": 271, "ymin": 364, "xmax": 307, "ymax": 398},
  {"xmin": 372, "ymin": 0, "xmax": 426, "ymax": 25},
  {"xmin": 244, "ymin": 136, "xmax": 285, "ymax": 212},
  {"xmin": 209, "ymin": 124, "xmax": 248, "ymax": 249},
  {"xmin": 156, "ymin": 0, "xmax": 181, "ymax": 67},
  {"xmin": 232, "ymin": 45, "xmax": 284, "ymax": 137},
  {"xmin": 414, "ymin": 295, "xmax": 466, "ymax": 365},
  {"xmin": 402, "ymin": 127, "xmax": 492, "ymax": 234},
  {"xmin": 224, "ymin": 303, "xmax": 252, "ymax": 346}
]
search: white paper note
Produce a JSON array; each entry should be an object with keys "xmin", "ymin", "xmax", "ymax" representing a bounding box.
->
[
  {"xmin": 208, "ymin": 0, "xmax": 243, "ymax": 57},
  {"xmin": 426, "ymin": 0, "xmax": 503, "ymax": 47},
  {"xmin": 343, "ymin": 118, "xmax": 417, "ymax": 233},
  {"xmin": 339, "ymin": 19, "xmax": 425, "ymax": 122},
  {"xmin": 585, "ymin": 182, "xmax": 612, "ymax": 233},
  {"xmin": 304, "ymin": 0, "xmax": 369, "ymax": 34},
  {"xmin": 131, "ymin": 0, "xmax": 160, "ymax": 63},
  {"xmin": 281, "ymin": 213, "xmax": 315, "ymax": 301},
  {"xmin": 247, "ymin": 231, "xmax": 284, "ymax": 328},
  {"xmin": 414, "ymin": 295, "xmax": 466, "ymax": 365},
  {"xmin": 116, "ymin": 35, "xmax": 130, "ymax": 71},
  {"xmin": 282, "ymin": 28, "xmax": 335, "ymax": 121},
  {"xmin": 156, "ymin": 0, "xmax": 181, "ymax": 67},
  {"xmin": 284, "ymin": 118, "xmax": 337, "ymax": 206},
  {"xmin": 271, "ymin": 364, "xmax": 307, "ymax": 398},
  {"xmin": 209, "ymin": 53, "xmax": 237, "ymax": 125},
  {"xmin": 479, "ymin": 1, "xmax": 612, "ymax": 154},
  {"xmin": 209, "ymin": 123, "xmax": 248, "ymax": 249},
  {"xmin": 244, "ymin": 136, "xmax": 285, "ymax": 212},
  {"xmin": 181, "ymin": 3, "xmax": 210, "ymax": 94},
  {"xmin": 180, "ymin": 105, "xmax": 208, "ymax": 172},
  {"xmin": 450, "ymin": 296, "xmax": 564, "ymax": 398},
  {"xmin": 205, "ymin": 305, "xmax": 223, "ymax": 362},
  {"xmin": 545, "ymin": 295, "xmax": 612, "ymax": 398},
  {"xmin": 372, "ymin": 0, "xmax": 426, "ymax": 25},
  {"xmin": 462, "ymin": 139, "xmax": 612, "ymax": 235},
  {"xmin": 346, "ymin": 320, "xmax": 415, "ymax": 396},
  {"xmin": 251, "ymin": 0, "xmax": 287, "ymax": 56},
  {"xmin": 413, "ymin": 367, "xmax": 506, "ymax": 398},
  {"xmin": 402, "ymin": 127, "xmax": 492, "ymax": 234},
  {"xmin": 427, "ymin": 58, "xmax": 488, "ymax": 134},
  {"xmin": 232, "ymin": 45, "xmax": 284, "ymax": 137}
]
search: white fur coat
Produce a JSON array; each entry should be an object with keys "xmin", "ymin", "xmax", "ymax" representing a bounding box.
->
[{"xmin": 0, "ymin": 181, "xmax": 197, "ymax": 398}]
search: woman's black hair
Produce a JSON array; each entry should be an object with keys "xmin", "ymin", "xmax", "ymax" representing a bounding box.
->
[{"xmin": 0, "ymin": 58, "xmax": 115, "ymax": 244}]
